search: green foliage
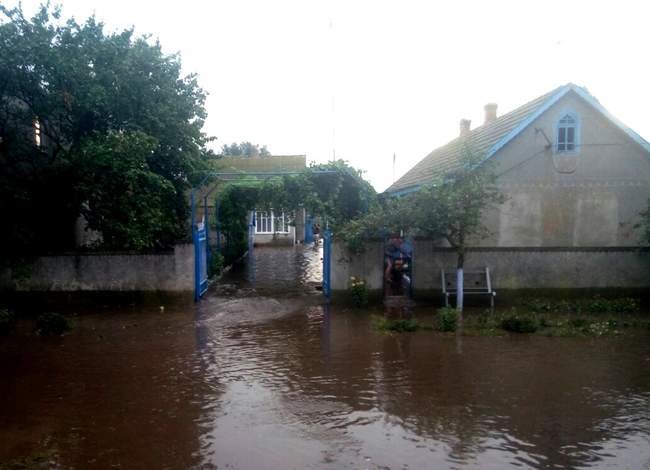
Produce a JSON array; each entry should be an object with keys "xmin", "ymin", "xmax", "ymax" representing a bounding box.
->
[
  {"xmin": 586, "ymin": 296, "xmax": 639, "ymax": 313},
  {"xmin": 221, "ymin": 141, "xmax": 270, "ymax": 157},
  {"xmin": 500, "ymin": 311, "xmax": 539, "ymax": 333},
  {"xmin": 74, "ymin": 131, "xmax": 180, "ymax": 250},
  {"xmin": 349, "ymin": 276, "xmax": 369, "ymax": 307},
  {"xmin": 526, "ymin": 297, "xmax": 640, "ymax": 314},
  {"xmin": 0, "ymin": 309, "xmax": 16, "ymax": 336},
  {"xmin": 436, "ymin": 307, "xmax": 458, "ymax": 332},
  {"xmin": 35, "ymin": 312, "xmax": 71, "ymax": 336},
  {"xmin": 218, "ymin": 185, "xmax": 261, "ymax": 264},
  {"xmin": 0, "ymin": 4, "xmax": 211, "ymax": 254},
  {"xmin": 338, "ymin": 141, "xmax": 504, "ymax": 262},
  {"xmin": 336, "ymin": 195, "xmax": 416, "ymax": 253},
  {"xmin": 375, "ymin": 316, "xmax": 420, "ymax": 332},
  {"xmin": 208, "ymin": 252, "xmax": 224, "ymax": 278},
  {"xmin": 214, "ymin": 160, "xmax": 377, "ymax": 262}
]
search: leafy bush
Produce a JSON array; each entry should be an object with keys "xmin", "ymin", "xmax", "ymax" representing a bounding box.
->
[
  {"xmin": 436, "ymin": 307, "xmax": 458, "ymax": 332},
  {"xmin": 35, "ymin": 313, "xmax": 71, "ymax": 336},
  {"xmin": 501, "ymin": 312, "xmax": 538, "ymax": 333},
  {"xmin": 0, "ymin": 309, "xmax": 15, "ymax": 336},
  {"xmin": 208, "ymin": 252, "xmax": 225, "ymax": 277},
  {"xmin": 349, "ymin": 276, "xmax": 369, "ymax": 308}
]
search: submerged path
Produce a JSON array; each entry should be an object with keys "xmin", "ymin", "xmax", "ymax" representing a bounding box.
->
[{"xmin": 2, "ymin": 246, "xmax": 650, "ymax": 469}]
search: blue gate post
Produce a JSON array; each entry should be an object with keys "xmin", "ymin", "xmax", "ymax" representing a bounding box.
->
[
  {"xmin": 305, "ymin": 215, "xmax": 314, "ymax": 244},
  {"xmin": 215, "ymin": 197, "xmax": 221, "ymax": 254},
  {"xmin": 204, "ymin": 195, "xmax": 211, "ymax": 268},
  {"xmin": 322, "ymin": 229, "xmax": 332, "ymax": 299}
]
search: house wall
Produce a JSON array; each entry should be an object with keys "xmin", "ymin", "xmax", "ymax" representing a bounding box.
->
[
  {"xmin": 482, "ymin": 92, "xmax": 650, "ymax": 248},
  {"xmin": 0, "ymin": 244, "xmax": 194, "ymax": 294}
]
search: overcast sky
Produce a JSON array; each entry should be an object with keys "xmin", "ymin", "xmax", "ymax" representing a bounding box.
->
[{"xmin": 7, "ymin": 0, "xmax": 650, "ymax": 191}]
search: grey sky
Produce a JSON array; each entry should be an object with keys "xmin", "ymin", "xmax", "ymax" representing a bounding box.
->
[{"xmin": 7, "ymin": 0, "xmax": 650, "ymax": 191}]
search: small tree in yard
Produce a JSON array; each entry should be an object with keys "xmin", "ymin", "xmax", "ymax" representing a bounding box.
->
[{"xmin": 412, "ymin": 141, "xmax": 505, "ymax": 311}]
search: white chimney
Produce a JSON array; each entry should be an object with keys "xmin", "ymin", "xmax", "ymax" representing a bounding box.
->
[
  {"xmin": 484, "ymin": 103, "xmax": 498, "ymax": 124},
  {"xmin": 459, "ymin": 119, "xmax": 471, "ymax": 136}
]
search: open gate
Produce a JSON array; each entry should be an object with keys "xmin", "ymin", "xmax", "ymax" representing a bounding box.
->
[
  {"xmin": 193, "ymin": 220, "xmax": 208, "ymax": 301},
  {"xmin": 322, "ymin": 229, "xmax": 332, "ymax": 299}
]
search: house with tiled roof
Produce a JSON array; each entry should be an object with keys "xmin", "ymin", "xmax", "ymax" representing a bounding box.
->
[
  {"xmin": 208, "ymin": 154, "xmax": 308, "ymax": 246},
  {"xmin": 340, "ymin": 83, "xmax": 650, "ymax": 297}
]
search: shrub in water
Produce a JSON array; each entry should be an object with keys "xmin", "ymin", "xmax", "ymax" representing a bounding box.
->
[
  {"xmin": 436, "ymin": 307, "xmax": 458, "ymax": 332},
  {"xmin": 0, "ymin": 309, "xmax": 15, "ymax": 336},
  {"xmin": 36, "ymin": 312, "xmax": 71, "ymax": 336},
  {"xmin": 501, "ymin": 312, "xmax": 538, "ymax": 333}
]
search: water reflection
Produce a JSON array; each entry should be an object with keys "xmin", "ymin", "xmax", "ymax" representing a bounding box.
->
[
  {"xmin": 226, "ymin": 245, "xmax": 323, "ymax": 295},
  {"xmin": 1, "ymin": 245, "xmax": 650, "ymax": 468},
  {"xmin": 193, "ymin": 301, "xmax": 650, "ymax": 469}
]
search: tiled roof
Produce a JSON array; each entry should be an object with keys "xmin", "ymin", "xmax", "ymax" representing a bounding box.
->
[
  {"xmin": 210, "ymin": 155, "xmax": 306, "ymax": 173},
  {"xmin": 386, "ymin": 85, "xmax": 566, "ymax": 193}
]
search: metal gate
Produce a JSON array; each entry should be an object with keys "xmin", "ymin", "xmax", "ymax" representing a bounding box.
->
[
  {"xmin": 193, "ymin": 221, "xmax": 208, "ymax": 301},
  {"xmin": 322, "ymin": 229, "xmax": 332, "ymax": 299}
]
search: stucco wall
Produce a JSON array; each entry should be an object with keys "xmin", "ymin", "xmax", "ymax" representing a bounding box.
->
[
  {"xmin": 331, "ymin": 240, "xmax": 650, "ymax": 298},
  {"xmin": 480, "ymin": 92, "xmax": 650, "ymax": 247},
  {"xmin": 0, "ymin": 244, "xmax": 194, "ymax": 293},
  {"xmin": 331, "ymin": 241, "xmax": 384, "ymax": 292}
]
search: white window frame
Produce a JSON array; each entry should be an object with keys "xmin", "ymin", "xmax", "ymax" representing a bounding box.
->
[
  {"xmin": 255, "ymin": 210, "xmax": 290, "ymax": 234},
  {"xmin": 34, "ymin": 118, "xmax": 42, "ymax": 147},
  {"xmin": 555, "ymin": 111, "xmax": 580, "ymax": 154}
]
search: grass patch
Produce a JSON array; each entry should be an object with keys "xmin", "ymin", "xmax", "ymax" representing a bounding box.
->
[
  {"xmin": 461, "ymin": 306, "xmax": 650, "ymax": 337},
  {"xmin": 526, "ymin": 296, "xmax": 640, "ymax": 315}
]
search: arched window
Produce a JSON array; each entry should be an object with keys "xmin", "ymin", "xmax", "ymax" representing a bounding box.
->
[{"xmin": 556, "ymin": 112, "xmax": 579, "ymax": 153}]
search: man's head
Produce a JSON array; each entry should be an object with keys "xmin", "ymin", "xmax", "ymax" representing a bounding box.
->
[{"xmin": 388, "ymin": 232, "xmax": 402, "ymax": 247}]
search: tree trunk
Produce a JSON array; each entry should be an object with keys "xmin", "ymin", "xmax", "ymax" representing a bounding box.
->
[{"xmin": 456, "ymin": 250, "xmax": 465, "ymax": 312}]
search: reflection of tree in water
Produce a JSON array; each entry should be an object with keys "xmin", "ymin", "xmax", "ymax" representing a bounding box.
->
[
  {"xmin": 227, "ymin": 306, "xmax": 650, "ymax": 468},
  {"xmin": 0, "ymin": 299, "xmax": 217, "ymax": 469}
]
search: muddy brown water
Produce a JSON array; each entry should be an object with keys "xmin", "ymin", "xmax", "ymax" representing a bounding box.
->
[{"xmin": 2, "ymin": 246, "xmax": 650, "ymax": 469}]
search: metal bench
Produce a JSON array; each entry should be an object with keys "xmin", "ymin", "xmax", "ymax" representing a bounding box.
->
[{"xmin": 441, "ymin": 267, "xmax": 496, "ymax": 308}]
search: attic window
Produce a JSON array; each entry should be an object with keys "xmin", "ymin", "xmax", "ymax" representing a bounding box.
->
[
  {"xmin": 556, "ymin": 113, "xmax": 579, "ymax": 153},
  {"xmin": 34, "ymin": 119, "xmax": 42, "ymax": 147}
]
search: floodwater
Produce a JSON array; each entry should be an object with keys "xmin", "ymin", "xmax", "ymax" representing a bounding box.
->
[{"xmin": 2, "ymin": 246, "xmax": 650, "ymax": 469}]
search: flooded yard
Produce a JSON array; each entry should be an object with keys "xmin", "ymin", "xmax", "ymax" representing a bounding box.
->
[{"xmin": 2, "ymin": 246, "xmax": 650, "ymax": 469}]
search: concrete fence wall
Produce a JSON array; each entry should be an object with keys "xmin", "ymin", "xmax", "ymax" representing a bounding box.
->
[
  {"xmin": 0, "ymin": 244, "xmax": 194, "ymax": 294},
  {"xmin": 331, "ymin": 240, "xmax": 650, "ymax": 299}
]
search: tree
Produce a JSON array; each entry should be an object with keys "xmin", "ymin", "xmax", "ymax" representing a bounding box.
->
[
  {"xmin": 0, "ymin": 4, "xmax": 212, "ymax": 253},
  {"xmin": 337, "ymin": 141, "xmax": 504, "ymax": 311},
  {"xmin": 412, "ymin": 142, "xmax": 505, "ymax": 311},
  {"xmin": 221, "ymin": 141, "xmax": 271, "ymax": 157}
]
